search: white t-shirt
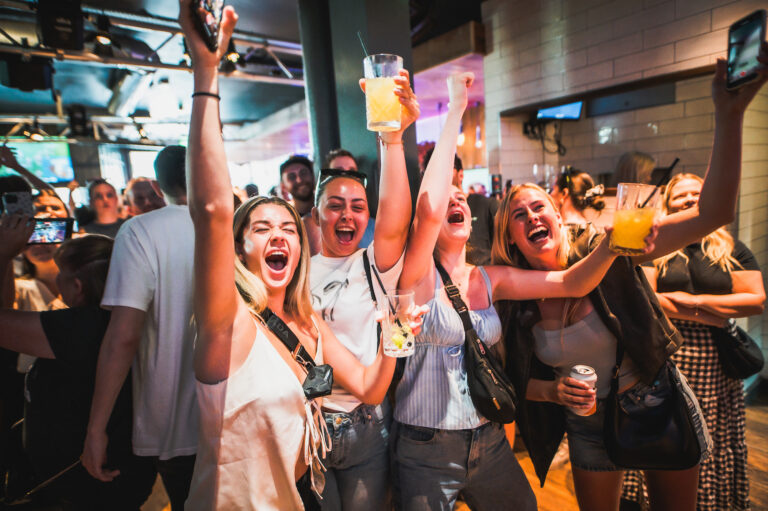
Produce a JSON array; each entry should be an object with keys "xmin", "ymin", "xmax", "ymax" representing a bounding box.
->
[
  {"xmin": 101, "ymin": 205, "xmax": 198, "ymax": 459},
  {"xmin": 310, "ymin": 244, "xmax": 403, "ymax": 412}
]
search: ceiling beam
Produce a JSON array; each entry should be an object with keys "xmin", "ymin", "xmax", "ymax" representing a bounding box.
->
[
  {"xmin": 0, "ymin": 44, "xmax": 305, "ymax": 86},
  {"xmin": 0, "ymin": 0, "xmax": 302, "ymax": 56}
]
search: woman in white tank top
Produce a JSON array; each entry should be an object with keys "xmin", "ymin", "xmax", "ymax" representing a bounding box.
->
[{"xmin": 180, "ymin": 6, "xmax": 420, "ymax": 508}]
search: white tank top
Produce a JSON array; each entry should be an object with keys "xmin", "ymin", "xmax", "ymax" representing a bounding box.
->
[{"xmin": 186, "ymin": 318, "xmax": 330, "ymax": 510}]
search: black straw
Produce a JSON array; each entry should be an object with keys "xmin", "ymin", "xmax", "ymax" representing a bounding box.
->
[{"xmin": 640, "ymin": 157, "xmax": 680, "ymax": 208}]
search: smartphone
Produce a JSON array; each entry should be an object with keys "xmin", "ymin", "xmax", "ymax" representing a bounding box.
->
[
  {"xmin": 28, "ymin": 218, "xmax": 74, "ymax": 245},
  {"xmin": 727, "ymin": 9, "xmax": 767, "ymax": 90},
  {"xmin": 2, "ymin": 191, "xmax": 35, "ymax": 216},
  {"xmin": 190, "ymin": 0, "xmax": 225, "ymax": 52}
]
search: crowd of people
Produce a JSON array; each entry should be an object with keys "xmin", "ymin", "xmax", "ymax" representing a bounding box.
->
[{"xmin": 0, "ymin": 2, "xmax": 766, "ymax": 510}]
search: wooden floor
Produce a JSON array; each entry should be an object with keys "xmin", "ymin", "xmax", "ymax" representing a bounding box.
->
[{"xmin": 459, "ymin": 380, "xmax": 768, "ymax": 511}]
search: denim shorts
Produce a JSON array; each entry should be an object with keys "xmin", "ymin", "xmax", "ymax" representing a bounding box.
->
[{"xmin": 565, "ymin": 367, "xmax": 711, "ymax": 472}]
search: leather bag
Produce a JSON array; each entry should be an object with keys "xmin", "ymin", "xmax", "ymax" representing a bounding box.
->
[{"xmin": 709, "ymin": 320, "xmax": 764, "ymax": 380}]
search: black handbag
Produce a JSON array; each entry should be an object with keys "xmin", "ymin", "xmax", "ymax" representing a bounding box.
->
[
  {"xmin": 262, "ymin": 308, "xmax": 334, "ymax": 400},
  {"xmin": 604, "ymin": 343, "xmax": 706, "ymax": 470},
  {"xmin": 434, "ymin": 260, "xmax": 517, "ymax": 424},
  {"xmin": 709, "ymin": 320, "xmax": 764, "ymax": 379}
]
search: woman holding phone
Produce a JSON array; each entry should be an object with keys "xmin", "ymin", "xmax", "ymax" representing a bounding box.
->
[
  {"xmin": 179, "ymin": 4, "xmax": 422, "ymax": 509},
  {"xmin": 493, "ymin": 48, "xmax": 768, "ymax": 511}
]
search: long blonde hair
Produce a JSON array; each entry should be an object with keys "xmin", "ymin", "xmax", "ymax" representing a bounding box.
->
[
  {"xmin": 654, "ymin": 173, "xmax": 742, "ymax": 276},
  {"xmin": 232, "ymin": 196, "xmax": 315, "ymax": 325},
  {"xmin": 491, "ymin": 183, "xmax": 571, "ymax": 270}
]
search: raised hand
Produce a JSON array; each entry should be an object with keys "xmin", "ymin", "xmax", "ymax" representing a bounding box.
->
[
  {"xmin": 447, "ymin": 72, "xmax": 474, "ymax": 113},
  {"xmin": 0, "ymin": 214, "xmax": 34, "ymax": 260},
  {"xmin": 178, "ymin": 0, "xmax": 238, "ymax": 71},
  {"xmin": 0, "ymin": 145, "xmax": 21, "ymax": 170},
  {"xmin": 712, "ymin": 41, "xmax": 768, "ymax": 117}
]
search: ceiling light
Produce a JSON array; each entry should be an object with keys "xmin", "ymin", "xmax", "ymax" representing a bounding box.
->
[
  {"xmin": 225, "ymin": 40, "xmax": 240, "ymax": 64},
  {"xmin": 95, "ymin": 15, "xmax": 112, "ymax": 46},
  {"xmin": 23, "ymin": 119, "xmax": 47, "ymax": 141}
]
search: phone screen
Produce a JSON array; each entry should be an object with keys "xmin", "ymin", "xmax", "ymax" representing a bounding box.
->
[
  {"xmin": 727, "ymin": 13, "xmax": 765, "ymax": 88},
  {"xmin": 29, "ymin": 219, "xmax": 72, "ymax": 244}
]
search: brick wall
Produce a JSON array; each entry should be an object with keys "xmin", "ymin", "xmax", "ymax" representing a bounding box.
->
[{"xmin": 482, "ymin": 0, "xmax": 768, "ymax": 360}]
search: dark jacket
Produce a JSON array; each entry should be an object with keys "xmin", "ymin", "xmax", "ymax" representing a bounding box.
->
[{"xmin": 496, "ymin": 224, "xmax": 682, "ymax": 486}]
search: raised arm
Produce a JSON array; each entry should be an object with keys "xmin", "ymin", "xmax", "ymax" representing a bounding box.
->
[
  {"xmin": 398, "ymin": 72, "xmax": 473, "ymax": 291},
  {"xmin": 0, "ymin": 145, "xmax": 55, "ymax": 194},
  {"xmin": 179, "ymin": 0, "xmax": 242, "ymax": 383},
  {"xmin": 369, "ymin": 70, "xmax": 420, "ymax": 272},
  {"xmin": 635, "ymin": 46, "xmax": 768, "ymax": 264},
  {"xmin": 486, "ymin": 233, "xmax": 619, "ymax": 301},
  {"xmin": 0, "ymin": 214, "xmax": 34, "ymax": 309},
  {"xmin": 317, "ymin": 315, "xmax": 396, "ymax": 404}
]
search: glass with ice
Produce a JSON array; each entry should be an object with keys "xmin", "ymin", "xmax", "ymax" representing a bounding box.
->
[
  {"xmin": 379, "ymin": 292, "xmax": 415, "ymax": 357},
  {"xmin": 610, "ymin": 183, "xmax": 659, "ymax": 255},
  {"xmin": 363, "ymin": 54, "xmax": 402, "ymax": 132}
]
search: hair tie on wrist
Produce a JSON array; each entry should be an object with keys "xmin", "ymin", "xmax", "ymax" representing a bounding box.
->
[
  {"xmin": 379, "ymin": 137, "xmax": 403, "ymax": 149},
  {"xmin": 192, "ymin": 92, "xmax": 221, "ymax": 100}
]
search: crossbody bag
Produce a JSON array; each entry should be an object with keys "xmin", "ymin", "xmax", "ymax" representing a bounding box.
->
[{"xmin": 261, "ymin": 307, "xmax": 334, "ymax": 400}]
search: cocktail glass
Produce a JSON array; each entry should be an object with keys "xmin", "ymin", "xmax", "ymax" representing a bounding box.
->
[
  {"xmin": 363, "ymin": 54, "xmax": 402, "ymax": 132},
  {"xmin": 610, "ymin": 183, "xmax": 660, "ymax": 255},
  {"xmin": 379, "ymin": 292, "xmax": 415, "ymax": 358}
]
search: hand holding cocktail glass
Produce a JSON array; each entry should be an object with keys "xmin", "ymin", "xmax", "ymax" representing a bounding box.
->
[
  {"xmin": 359, "ymin": 64, "xmax": 420, "ymax": 138},
  {"xmin": 375, "ymin": 292, "xmax": 428, "ymax": 358},
  {"xmin": 609, "ymin": 183, "xmax": 660, "ymax": 256}
]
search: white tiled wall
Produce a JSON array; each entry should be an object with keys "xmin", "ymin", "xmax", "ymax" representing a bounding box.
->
[{"xmin": 482, "ymin": 0, "xmax": 768, "ymax": 366}]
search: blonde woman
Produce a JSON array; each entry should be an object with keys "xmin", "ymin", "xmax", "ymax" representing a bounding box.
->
[
  {"xmin": 179, "ymin": 3, "xmax": 421, "ymax": 509},
  {"xmin": 493, "ymin": 49, "xmax": 767, "ymax": 511},
  {"xmin": 622, "ymin": 173, "xmax": 765, "ymax": 510}
]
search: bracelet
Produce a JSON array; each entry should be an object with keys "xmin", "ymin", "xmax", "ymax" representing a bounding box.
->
[
  {"xmin": 379, "ymin": 137, "xmax": 403, "ymax": 149},
  {"xmin": 694, "ymin": 304, "xmax": 699, "ymax": 316},
  {"xmin": 192, "ymin": 91, "xmax": 221, "ymax": 100}
]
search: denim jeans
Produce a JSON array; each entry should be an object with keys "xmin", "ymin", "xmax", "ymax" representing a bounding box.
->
[
  {"xmin": 320, "ymin": 401, "xmax": 391, "ymax": 511},
  {"xmin": 391, "ymin": 421, "xmax": 537, "ymax": 511}
]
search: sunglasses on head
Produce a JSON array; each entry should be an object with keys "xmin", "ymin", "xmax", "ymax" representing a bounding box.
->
[{"xmin": 318, "ymin": 168, "xmax": 368, "ymax": 187}]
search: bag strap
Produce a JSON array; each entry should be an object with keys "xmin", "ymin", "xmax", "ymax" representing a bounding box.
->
[
  {"xmin": 610, "ymin": 337, "xmax": 625, "ymax": 396},
  {"xmin": 261, "ymin": 307, "xmax": 317, "ymax": 372},
  {"xmin": 433, "ymin": 259, "xmax": 475, "ymax": 335},
  {"xmin": 362, "ymin": 250, "xmax": 388, "ymax": 349}
]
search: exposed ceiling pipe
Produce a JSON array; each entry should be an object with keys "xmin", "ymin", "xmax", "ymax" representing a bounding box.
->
[
  {"xmin": 0, "ymin": 0, "xmax": 302, "ymax": 56},
  {"xmin": 0, "ymin": 43, "xmax": 305, "ymax": 86}
]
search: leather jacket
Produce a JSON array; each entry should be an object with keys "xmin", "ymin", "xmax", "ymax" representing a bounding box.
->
[{"xmin": 496, "ymin": 224, "xmax": 682, "ymax": 486}]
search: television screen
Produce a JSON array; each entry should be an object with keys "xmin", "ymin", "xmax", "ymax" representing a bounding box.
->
[
  {"xmin": 536, "ymin": 101, "xmax": 583, "ymax": 120},
  {"xmin": 0, "ymin": 142, "xmax": 75, "ymax": 184}
]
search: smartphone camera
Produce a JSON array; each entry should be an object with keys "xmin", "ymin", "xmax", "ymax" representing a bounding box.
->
[{"xmin": 727, "ymin": 9, "xmax": 767, "ymax": 90}]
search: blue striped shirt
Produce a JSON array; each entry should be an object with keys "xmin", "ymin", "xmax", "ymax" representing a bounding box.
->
[{"xmin": 394, "ymin": 266, "xmax": 502, "ymax": 430}]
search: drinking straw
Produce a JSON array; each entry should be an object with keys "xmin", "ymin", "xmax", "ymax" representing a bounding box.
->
[
  {"xmin": 640, "ymin": 157, "xmax": 680, "ymax": 208},
  {"xmin": 357, "ymin": 31, "xmax": 370, "ymax": 58}
]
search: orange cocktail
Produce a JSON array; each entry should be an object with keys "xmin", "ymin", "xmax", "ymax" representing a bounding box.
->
[{"xmin": 610, "ymin": 183, "xmax": 659, "ymax": 255}]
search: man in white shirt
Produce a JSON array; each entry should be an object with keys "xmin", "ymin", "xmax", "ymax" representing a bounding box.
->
[{"xmin": 82, "ymin": 146, "xmax": 198, "ymax": 510}]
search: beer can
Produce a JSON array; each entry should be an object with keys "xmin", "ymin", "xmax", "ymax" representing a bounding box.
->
[{"xmin": 570, "ymin": 365, "xmax": 597, "ymax": 416}]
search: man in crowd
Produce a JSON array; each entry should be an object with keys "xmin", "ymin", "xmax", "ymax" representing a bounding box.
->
[
  {"xmin": 279, "ymin": 154, "xmax": 315, "ymax": 216},
  {"xmin": 422, "ymin": 148, "xmax": 497, "ymax": 265},
  {"xmin": 124, "ymin": 177, "xmax": 166, "ymax": 217},
  {"xmin": 82, "ymin": 145, "xmax": 198, "ymax": 510}
]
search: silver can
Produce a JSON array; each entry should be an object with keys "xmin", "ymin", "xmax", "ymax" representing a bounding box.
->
[{"xmin": 570, "ymin": 365, "xmax": 597, "ymax": 416}]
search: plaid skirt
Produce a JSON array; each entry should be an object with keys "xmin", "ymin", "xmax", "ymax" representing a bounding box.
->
[{"xmin": 621, "ymin": 320, "xmax": 749, "ymax": 510}]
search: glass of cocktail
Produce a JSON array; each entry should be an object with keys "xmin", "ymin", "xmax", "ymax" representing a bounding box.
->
[
  {"xmin": 379, "ymin": 292, "xmax": 415, "ymax": 357},
  {"xmin": 363, "ymin": 54, "xmax": 402, "ymax": 132},
  {"xmin": 610, "ymin": 183, "xmax": 660, "ymax": 255}
]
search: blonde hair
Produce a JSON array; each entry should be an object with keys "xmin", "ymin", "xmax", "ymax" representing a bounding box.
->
[
  {"xmin": 612, "ymin": 151, "xmax": 655, "ymax": 186},
  {"xmin": 654, "ymin": 173, "xmax": 742, "ymax": 277},
  {"xmin": 232, "ymin": 196, "xmax": 315, "ymax": 326},
  {"xmin": 491, "ymin": 183, "xmax": 571, "ymax": 270}
]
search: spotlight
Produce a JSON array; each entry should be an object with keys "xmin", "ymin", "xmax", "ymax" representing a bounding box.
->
[
  {"xmin": 131, "ymin": 117, "xmax": 148, "ymax": 141},
  {"xmin": 23, "ymin": 119, "xmax": 47, "ymax": 141},
  {"xmin": 95, "ymin": 15, "xmax": 112, "ymax": 46},
  {"xmin": 225, "ymin": 40, "xmax": 240, "ymax": 64}
]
